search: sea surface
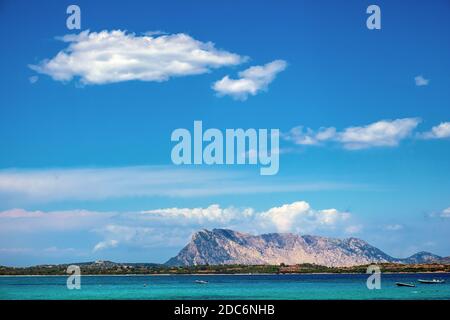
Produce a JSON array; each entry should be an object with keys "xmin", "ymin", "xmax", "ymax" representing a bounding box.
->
[{"xmin": 1, "ymin": 273, "xmax": 449, "ymax": 300}]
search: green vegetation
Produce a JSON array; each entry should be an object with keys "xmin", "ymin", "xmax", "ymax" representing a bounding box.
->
[{"xmin": 0, "ymin": 261, "xmax": 449, "ymax": 275}]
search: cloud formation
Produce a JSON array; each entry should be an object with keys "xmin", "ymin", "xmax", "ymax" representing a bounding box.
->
[
  {"xmin": 0, "ymin": 208, "xmax": 113, "ymax": 232},
  {"xmin": 384, "ymin": 224, "xmax": 404, "ymax": 231},
  {"xmin": 259, "ymin": 201, "xmax": 349, "ymax": 233},
  {"xmin": 93, "ymin": 239, "xmax": 119, "ymax": 252},
  {"xmin": 338, "ymin": 118, "xmax": 421, "ymax": 149},
  {"xmin": 284, "ymin": 118, "xmax": 421, "ymax": 150},
  {"xmin": 0, "ymin": 166, "xmax": 354, "ymax": 206},
  {"xmin": 141, "ymin": 204, "xmax": 254, "ymax": 225},
  {"xmin": 30, "ymin": 30, "xmax": 245, "ymax": 85},
  {"xmin": 212, "ymin": 60, "xmax": 287, "ymax": 100},
  {"xmin": 345, "ymin": 225, "xmax": 363, "ymax": 234},
  {"xmin": 419, "ymin": 122, "xmax": 450, "ymax": 139},
  {"xmin": 415, "ymin": 75, "xmax": 429, "ymax": 86},
  {"xmin": 0, "ymin": 201, "xmax": 353, "ymax": 254},
  {"xmin": 440, "ymin": 207, "xmax": 450, "ymax": 218},
  {"xmin": 28, "ymin": 76, "xmax": 39, "ymax": 84},
  {"xmin": 140, "ymin": 201, "xmax": 350, "ymax": 235},
  {"xmin": 284, "ymin": 126, "xmax": 337, "ymax": 146}
]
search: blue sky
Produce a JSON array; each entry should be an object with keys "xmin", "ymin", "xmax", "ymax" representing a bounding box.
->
[{"xmin": 0, "ymin": 0, "xmax": 449, "ymax": 266}]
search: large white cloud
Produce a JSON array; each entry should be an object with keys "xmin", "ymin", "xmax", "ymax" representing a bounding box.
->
[
  {"xmin": 29, "ymin": 30, "xmax": 246, "ymax": 84},
  {"xmin": 212, "ymin": 60, "xmax": 287, "ymax": 100},
  {"xmin": 141, "ymin": 201, "xmax": 350, "ymax": 234},
  {"xmin": 260, "ymin": 201, "xmax": 349, "ymax": 233},
  {"xmin": 284, "ymin": 118, "xmax": 421, "ymax": 150}
]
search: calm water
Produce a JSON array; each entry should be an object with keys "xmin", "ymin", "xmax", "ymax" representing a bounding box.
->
[{"xmin": 1, "ymin": 273, "xmax": 449, "ymax": 300}]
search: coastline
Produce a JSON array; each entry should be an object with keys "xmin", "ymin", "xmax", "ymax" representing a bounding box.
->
[
  {"xmin": 2, "ymin": 261, "xmax": 449, "ymax": 277},
  {"xmin": 2, "ymin": 271, "xmax": 450, "ymax": 277}
]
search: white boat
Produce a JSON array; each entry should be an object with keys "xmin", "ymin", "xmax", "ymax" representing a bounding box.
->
[
  {"xmin": 396, "ymin": 282, "xmax": 416, "ymax": 287},
  {"xmin": 194, "ymin": 280, "xmax": 208, "ymax": 284},
  {"xmin": 418, "ymin": 279, "xmax": 445, "ymax": 284}
]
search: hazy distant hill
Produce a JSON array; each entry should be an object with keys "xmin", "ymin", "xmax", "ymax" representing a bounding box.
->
[
  {"xmin": 166, "ymin": 229, "xmax": 447, "ymax": 267},
  {"xmin": 399, "ymin": 251, "xmax": 443, "ymax": 264}
]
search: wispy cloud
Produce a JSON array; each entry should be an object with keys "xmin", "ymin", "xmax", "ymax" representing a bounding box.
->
[
  {"xmin": 384, "ymin": 224, "xmax": 404, "ymax": 231},
  {"xmin": 0, "ymin": 208, "xmax": 114, "ymax": 232},
  {"xmin": 0, "ymin": 166, "xmax": 356, "ymax": 206},
  {"xmin": 345, "ymin": 225, "xmax": 363, "ymax": 234},
  {"xmin": 92, "ymin": 224, "xmax": 186, "ymax": 252},
  {"xmin": 93, "ymin": 239, "xmax": 119, "ymax": 252},
  {"xmin": 284, "ymin": 118, "xmax": 421, "ymax": 150},
  {"xmin": 212, "ymin": 60, "xmax": 287, "ymax": 100},
  {"xmin": 283, "ymin": 126, "xmax": 337, "ymax": 146},
  {"xmin": 28, "ymin": 76, "xmax": 39, "ymax": 84},
  {"xmin": 440, "ymin": 207, "xmax": 450, "ymax": 218},
  {"xmin": 1, "ymin": 247, "xmax": 76, "ymax": 255},
  {"xmin": 415, "ymin": 75, "xmax": 429, "ymax": 86},
  {"xmin": 426, "ymin": 207, "xmax": 450, "ymax": 219},
  {"xmin": 29, "ymin": 30, "xmax": 246, "ymax": 85}
]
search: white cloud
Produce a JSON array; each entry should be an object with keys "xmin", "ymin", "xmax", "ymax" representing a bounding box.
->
[
  {"xmin": 415, "ymin": 75, "xmax": 429, "ymax": 86},
  {"xmin": 92, "ymin": 224, "xmax": 187, "ymax": 251},
  {"xmin": 141, "ymin": 201, "xmax": 351, "ymax": 235},
  {"xmin": 0, "ymin": 248, "xmax": 31, "ymax": 254},
  {"xmin": 258, "ymin": 201, "xmax": 350, "ymax": 233},
  {"xmin": 419, "ymin": 122, "xmax": 450, "ymax": 139},
  {"xmin": 28, "ymin": 76, "xmax": 39, "ymax": 84},
  {"xmin": 338, "ymin": 118, "xmax": 420, "ymax": 149},
  {"xmin": 440, "ymin": 207, "xmax": 450, "ymax": 218},
  {"xmin": 283, "ymin": 126, "xmax": 337, "ymax": 146},
  {"xmin": 0, "ymin": 166, "xmax": 355, "ymax": 206},
  {"xmin": 284, "ymin": 118, "xmax": 421, "ymax": 150},
  {"xmin": 142, "ymin": 204, "xmax": 254, "ymax": 225},
  {"xmin": 212, "ymin": 60, "xmax": 287, "ymax": 100},
  {"xmin": 143, "ymin": 30, "xmax": 167, "ymax": 36},
  {"xmin": 0, "ymin": 208, "xmax": 113, "ymax": 232},
  {"xmin": 427, "ymin": 207, "xmax": 450, "ymax": 219},
  {"xmin": 384, "ymin": 224, "xmax": 403, "ymax": 231},
  {"xmin": 30, "ymin": 30, "xmax": 245, "ymax": 85},
  {"xmin": 345, "ymin": 225, "xmax": 363, "ymax": 234},
  {"xmin": 0, "ymin": 246, "xmax": 86, "ymax": 260},
  {"xmin": 93, "ymin": 239, "xmax": 119, "ymax": 252}
]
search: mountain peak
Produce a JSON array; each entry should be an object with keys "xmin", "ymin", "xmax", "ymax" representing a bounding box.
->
[
  {"xmin": 412, "ymin": 251, "xmax": 439, "ymax": 256},
  {"xmin": 166, "ymin": 229, "xmax": 401, "ymax": 267},
  {"xmin": 167, "ymin": 229, "xmax": 446, "ymax": 267},
  {"xmin": 401, "ymin": 251, "xmax": 442, "ymax": 264}
]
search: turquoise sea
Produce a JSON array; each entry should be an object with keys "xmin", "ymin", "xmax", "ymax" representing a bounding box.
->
[{"xmin": 1, "ymin": 273, "xmax": 449, "ymax": 300}]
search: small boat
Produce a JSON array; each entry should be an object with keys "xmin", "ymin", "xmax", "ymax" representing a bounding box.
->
[
  {"xmin": 396, "ymin": 282, "xmax": 416, "ymax": 287},
  {"xmin": 418, "ymin": 279, "xmax": 445, "ymax": 284},
  {"xmin": 194, "ymin": 280, "xmax": 208, "ymax": 284}
]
